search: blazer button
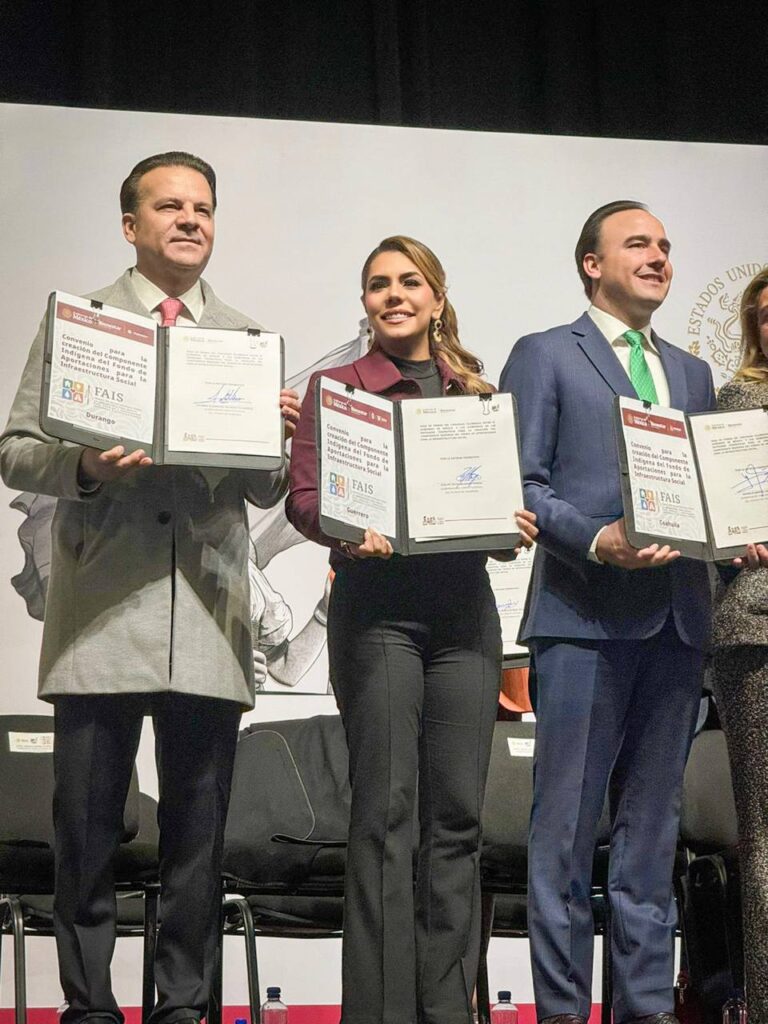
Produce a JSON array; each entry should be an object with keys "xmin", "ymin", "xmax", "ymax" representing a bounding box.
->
[{"xmin": 157, "ymin": 511, "xmax": 172, "ymax": 525}]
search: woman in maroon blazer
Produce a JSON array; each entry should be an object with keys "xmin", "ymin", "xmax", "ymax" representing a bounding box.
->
[{"xmin": 287, "ymin": 235, "xmax": 535, "ymax": 1024}]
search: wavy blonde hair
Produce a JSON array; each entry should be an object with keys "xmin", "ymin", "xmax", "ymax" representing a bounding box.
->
[
  {"xmin": 361, "ymin": 235, "xmax": 490, "ymax": 394},
  {"xmin": 733, "ymin": 267, "xmax": 768, "ymax": 382}
]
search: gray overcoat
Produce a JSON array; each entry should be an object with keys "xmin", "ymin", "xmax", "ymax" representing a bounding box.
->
[{"xmin": 0, "ymin": 271, "xmax": 287, "ymax": 707}]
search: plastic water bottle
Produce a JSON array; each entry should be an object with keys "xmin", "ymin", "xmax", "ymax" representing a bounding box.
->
[
  {"xmin": 261, "ymin": 986, "xmax": 288, "ymax": 1024},
  {"xmin": 491, "ymin": 990, "xmax": 519, "ymax": 1024},
  {"xmin": 722, "ymin": 989, "xmax": 747, "ymax": 1024}
]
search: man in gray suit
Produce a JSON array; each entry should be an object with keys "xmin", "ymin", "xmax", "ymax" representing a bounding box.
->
[{"xmin": 0, "ymin": 152, "xmax": 300, "ymax": 1024}]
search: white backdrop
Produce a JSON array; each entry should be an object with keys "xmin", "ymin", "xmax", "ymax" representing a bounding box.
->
[{"xmin": 0, "ymin": 102, "xmax": 766, "ymax": 1008}]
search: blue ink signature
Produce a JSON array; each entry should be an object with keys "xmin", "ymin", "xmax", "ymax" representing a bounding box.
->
[
  {"xmin": 196, "ymin": 384, "xmax": 244, "ymax": 405},
  {"xmin": 457, "ymin": 466, "xmax": 481, "ymax": 484},
  {"xmin": 496, "ymin": 600, "xmax": 516, "ymax": 612},
  {"xmin": 732, "ymin": 464, "xmax": 768, "ymax": 496}
]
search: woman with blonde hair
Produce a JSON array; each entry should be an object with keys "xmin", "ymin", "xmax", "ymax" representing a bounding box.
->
[
  {"xmin": 287, "ymin": 235, "xmax": 536, "ymax": 1023},
  {"xmin": 712, "ymin": 265, "xmax": 768, "ymax": 1022}
]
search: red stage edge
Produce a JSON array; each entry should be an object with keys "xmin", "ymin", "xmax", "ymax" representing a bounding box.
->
[{"xmin": 0, "ymin": 1006, "xmax": 606, "ymax": 1024}]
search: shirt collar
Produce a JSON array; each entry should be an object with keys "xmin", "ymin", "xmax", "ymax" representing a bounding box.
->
[
  {"xmin": 130, "ymin": 268, "xmax": 205, "ymax": 324},
  {"xmin": 588, "ymin": 305, "xmax": 656, "ymax": 352}
]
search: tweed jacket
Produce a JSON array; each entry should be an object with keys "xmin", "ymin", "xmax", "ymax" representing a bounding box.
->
[
  {"xmin": 712, "ymin": 378, "xmax": 768, "ymax": 648},
  {"xmin": 0, "ymin": 270, "xmax": 287, "ymax": 706}
]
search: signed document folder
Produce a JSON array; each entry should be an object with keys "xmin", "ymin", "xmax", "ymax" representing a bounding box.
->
[
  {"xmin": 615, "ymin": 394, "xmax": 768, "ymax": 561},
  {"xmin": 316, "ymin": 375, "xmax": 524, "ymax": 555},
  {"xmin": 487, "ymin": 548, "xmax": 534, "ymax": 666},
  {"xmin": 40, "ymin": 291, "xmax": 284, "ymax": 470}
]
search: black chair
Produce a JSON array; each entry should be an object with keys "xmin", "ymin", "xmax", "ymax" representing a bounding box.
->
[
  {"xmin": 212, "ymin": 715, "xmax": 351, "ymax": 1024},
  {"xmin": 0, "ymin": 714, "xmax": 160, "ymax": 1024},
  {"xmin": 677, "ymin": 728, "xmax": 742, "ymax": 1020},
  {"xmin": 478, "ymin": 720, "xmax": 613, "ymax": 1024},
  {"xmin": 217, "ymin": 715, "xmax": 615, "ymax": 1024}
]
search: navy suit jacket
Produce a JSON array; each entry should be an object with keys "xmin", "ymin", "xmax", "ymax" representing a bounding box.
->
[{"xmin": 499, "ymin": 312, "xmax": 716, "ymax": 651}]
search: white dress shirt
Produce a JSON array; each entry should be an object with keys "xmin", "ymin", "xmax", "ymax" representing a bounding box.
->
[
  {"xmin": 587, "ymin": 305, "xmax": 670, "ymax": 406},
  {"xmin": 130, "ymin": 269, "xmax": 204, "ymax": 326},
  {"xmin": 586, "ymin": 305, "xmax": 670, "ymax": 560}
]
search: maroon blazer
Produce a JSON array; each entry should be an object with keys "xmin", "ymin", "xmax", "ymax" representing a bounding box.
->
[{"xmin": 286, "ymin": 347, "xmax": 470, "ymax": 569}]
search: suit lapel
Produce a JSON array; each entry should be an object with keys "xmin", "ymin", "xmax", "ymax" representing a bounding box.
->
[
  {"xmin": 655, "ymin": 333, "xmax": 688, "ymax": 410},
  {"xmin": 573, "ymin": 312, "xmax": 637, "ymax": 399},
  {"xmin": 98, "ymin": 270, "xmax": 152, "ymax": 317},
  {"xmin": 198, "ymin": 280, "xmax": 254, "ymax": 329},
  {"xmin": 198, "ymin": 280, "xmax": 223, "ymax": 328}
]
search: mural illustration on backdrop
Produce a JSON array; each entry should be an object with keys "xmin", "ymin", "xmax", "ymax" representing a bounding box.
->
[{"xmin": 686, "ymin": 262, "xmax": 767, "ymax": 385}]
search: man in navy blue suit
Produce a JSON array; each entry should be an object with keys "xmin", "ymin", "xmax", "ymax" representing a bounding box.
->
[{"xmin": 500, "ymin": 201, "xmax": 715, "ymax": 1024}]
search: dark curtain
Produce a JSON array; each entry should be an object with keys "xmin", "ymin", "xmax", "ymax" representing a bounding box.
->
[{"xmin": 1, "ymin": 0, "xmax": 766, "ymax": 145}]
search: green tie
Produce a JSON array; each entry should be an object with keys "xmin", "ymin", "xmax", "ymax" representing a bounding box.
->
[{"xmin": 623, "ymin": 329, "xmax": 658, "ymax": 404}]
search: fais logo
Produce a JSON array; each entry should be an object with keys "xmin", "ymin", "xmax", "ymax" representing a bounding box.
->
[
  {"xmin": 61, "ymin": 379, "xmax": 85, "ymax": 403},
  {"xmin": 686, "ymin": 261, "xmax": 767, "ymax": 387},
  {"xmin": 328, "ymin": 472, "xmax": 346, "ymax": 498},
  {"xmin": 639, "ymin": 487, "xmax": 656, "ymax": 512}
]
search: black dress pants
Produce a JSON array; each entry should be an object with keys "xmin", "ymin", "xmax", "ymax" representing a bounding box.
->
[
  {"xmin": 52, "ymin": 692, "xmax": 241, "ymax": 1024},
  {"xmin": 327, "ymin": 555, "xmax": 502, "ymax": 1024}
]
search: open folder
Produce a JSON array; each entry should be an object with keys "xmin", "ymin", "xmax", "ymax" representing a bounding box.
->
[
  {"xmin": 316, "ymin": 375, "xmax": 524, "ymax": 555},
  {"xmin": 40, "ymin": 290, "xmax": 285, "ymax": 471},
  {"xmin": 616, "ymin": 394, "xmax": 768, "ymax": 561}
]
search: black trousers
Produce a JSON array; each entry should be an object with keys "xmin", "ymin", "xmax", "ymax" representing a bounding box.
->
[
  {"xmin": 52, "ymin": 692, "xmax": 241, "ymax": 1024},
  {"xmin": 327, "ymin": 555, "xmax": 502, "ymax": 1024}
]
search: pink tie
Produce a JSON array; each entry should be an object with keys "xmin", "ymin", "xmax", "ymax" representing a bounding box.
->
[{"xmin": 158, "ymin": 297, "xmax": 184, "ymax": 326}]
